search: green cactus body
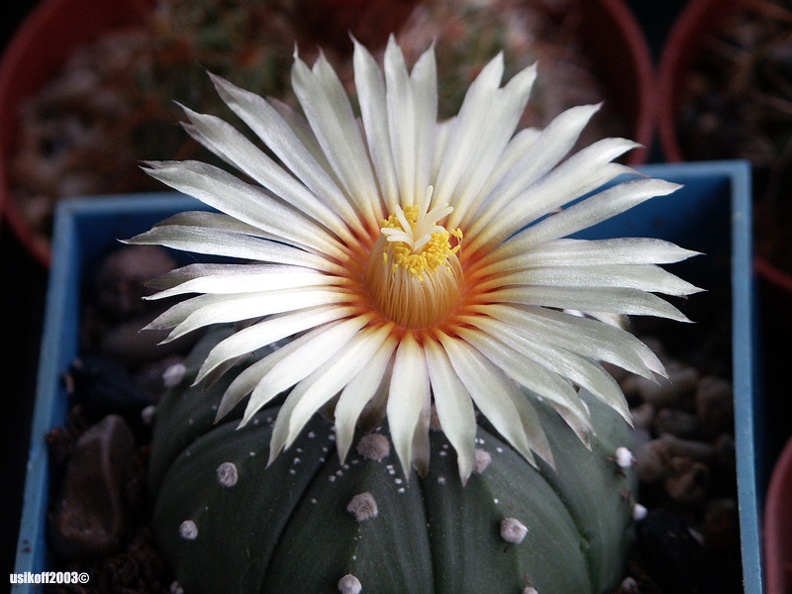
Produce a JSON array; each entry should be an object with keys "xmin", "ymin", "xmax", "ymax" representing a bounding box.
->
[{"xmin": 150, "ymin": 329, "xmax": 637, "ymax": 594}]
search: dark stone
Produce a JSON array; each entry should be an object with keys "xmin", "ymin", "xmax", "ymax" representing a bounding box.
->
[
  {"xmin": 639, "ymin": 509, "xmax": 741, "ymax": 594},
  {"xmin": 68, "ymin": 357, "xmax": 156, "ymax": 424},
  {"xmin": 90, "ymin": 246, "xmax": 177, "ymax": 321},
  {"xmin": 50, "ymin": 415, "xmax": 136, "ymax": 561}
]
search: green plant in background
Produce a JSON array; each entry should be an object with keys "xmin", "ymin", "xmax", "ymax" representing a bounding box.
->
[{"xmin": 131, "ymin": 38, "xmax": 699, "ymax": 592}]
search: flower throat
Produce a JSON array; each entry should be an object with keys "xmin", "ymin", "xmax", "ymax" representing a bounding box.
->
[{"xmin": 365, "ymin": 190, "xmax": 463, "ymax": 329}]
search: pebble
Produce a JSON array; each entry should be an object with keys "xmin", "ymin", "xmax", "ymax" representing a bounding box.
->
[
  {"xmin": 90, "ymin": 246, "xmax": 177, "ymax": 321},
  {"xmin": 68, "ymin": 357, "xmax": 156, "ymax": 424},
  {"xmin": 695, "ymin": 376, "xmax": 734, "ymax": 437},
  {"xmin": 663, "ymin": 458, "xmax": 710, "ymax": 506},
  {"xmin": 652, "ymin": 408, "xmax": 700, "ymax": 439},
  {"xmin": 50, "ymin": 415, "xmax": 136, "ymax": 560},
  {"xmin": 622, "ymin": 361, "xmax": 699, "ymax": 407}
]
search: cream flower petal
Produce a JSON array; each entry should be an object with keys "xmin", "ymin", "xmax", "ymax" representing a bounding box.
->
[
  {"xmin": 179, "ymin": 106, "xmax": 357, "ymax": 246},
  {"xmin": 473, "ymin": 303, "xmax": 665, "ymax": 379},
  {"xmin": 147, "ymin": 263, "xmax": 351, "ymax": 300},
  {"xmin": 465, "ymin": 137, "xmax": 638, "ymax": 250},
  {"xmin": 424, "ymin": 337, "xmax": 477, "ymax": 482},
  {"xmin": 461, "ymin": 103, "xmax": 601, "ymax": 229},
  {"xmin": 473, "ymin": 237, "xmax": 701, "ymax": 276},
  {"xmin": 143, "ymin": 161, "xmax": 347, "ymax": 258},
  {"xmin": 431, "ymin": 52, "xmax": 506, "ymax": 208},
  {"xmin": 195, "ymin": 305, "xmax": 360, "ymax": 385},
  {"xmin": 477, "ymin": 263, "xmax": 702, "ymax": 297},
  {"xmin": 280, "ymin": 324, "xmax": 394, "ymax": 450},
  {"xmin": 483, "ymin": 285, "xmax": 690, "ymax": 322},
  {"xmin": 291, "ymin": 52, "xmax": 381, "ymax": 224},
  {"xmin": 387, "ymin": 332, "xmax": 431, "ymax": 477},
  {"xmin": 150, "ymin": 288, "xmax": 354, "ymax": 342},
  {"xmin": 334, "ymin": 332, "xmax": 399, "ymax": 464},
  {"xmin": 353, "ymin": 39, "xmax": 399, "ymax": 212},
  {"xmin": 444, "ymin": 63, "xmax": 537, "ymax": 228},
  {"xmin": 243, "ymin": 314, "xmax": 375, "ymax": 425},
  {"xmin": 208, "ymin": 74, "xmax": 364, "ymax": 235},
  {"xmin": 515, "ymin": 178, "xmax": 683, "ymax": 247}
]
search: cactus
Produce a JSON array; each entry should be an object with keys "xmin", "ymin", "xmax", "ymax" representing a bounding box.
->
[{"xmin": 149, "ymin": 327, "xmax": 637, "ymax": 594}]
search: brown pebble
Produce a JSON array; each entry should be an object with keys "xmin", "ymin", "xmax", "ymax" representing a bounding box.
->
[
  {"xmin": 653, "ymin": 408, "xmax": 700, "ymax": 439},
  {"xmin": 92, "ymin": 246, "xmax": 177, "ymax": 320},
  {"xmin": 695, "ymin": 376, "xmax": 734, "ymax": 437},
  {"xmin": 50, "ymin": 415, "xmax": 136, "ymax": 560},
  {"xmin": 663, "ymin": 457, "xmax": 709, "ymax": 506}
]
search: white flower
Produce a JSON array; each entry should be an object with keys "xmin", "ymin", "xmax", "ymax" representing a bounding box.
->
[{"xmin": 129, "ymin": 38, "xmax": 700, "ymax": 482}]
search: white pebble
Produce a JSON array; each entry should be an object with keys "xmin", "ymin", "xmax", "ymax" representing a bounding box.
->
[{"xmin": 500, "ymin": 517, "xmax": 528, "ymax": 544}]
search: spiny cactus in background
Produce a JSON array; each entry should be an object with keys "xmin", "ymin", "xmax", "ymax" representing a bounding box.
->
[{"xmin": 149, "ymin": 328, "xmax": 638, "ymax": 594}]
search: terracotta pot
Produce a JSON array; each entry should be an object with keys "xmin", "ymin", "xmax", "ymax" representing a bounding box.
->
[
  {"xmin": 0, "ymin": 0, "xmax": 653, "ymax": 268},
  {"xmin": 765, "ymin": 435, "xmax": 792, "ymax": 594},
  {"xmin": 576, "ymin": 0, "xmax": 655, "ymax": 166},
  {"xmin": 0, "ymin": 0, "xmax": 154, "ymax": 268},
  {"xmin": 657, "ymin": 0, "xmax": 792, "ymax": 296}
]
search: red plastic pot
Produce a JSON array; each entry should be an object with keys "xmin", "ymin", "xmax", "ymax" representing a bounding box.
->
[
  {"xmin": 657, "ymin": 0, "xmax": 792, "ymax": 295},
  {"xmin": 0, "ymin": 0, "xmax": 653, "ymax": 268},
  {"xmin": 765, "ymin": 435, "xmax": 792, "ymax": 594},
  {"xmin": 0, "ymin": 0, "xmax": 154, "ymax": 268},
  {"xmin": 576, "ymin": 0, "xmax": 655, "ymax": 167}
]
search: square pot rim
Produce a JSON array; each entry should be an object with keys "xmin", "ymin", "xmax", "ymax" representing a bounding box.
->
[{"xmin": 12, "ymin": 160, "xmax": 760, "ymax": 592}]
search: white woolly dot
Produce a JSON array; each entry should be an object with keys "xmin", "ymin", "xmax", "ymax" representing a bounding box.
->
[
  {"xmin": 615, "ymin": 446, "xmax": 635, "ymax": 469},
  {"xmin": 347, "ymin": 492, "xmax": 378, "ymax": 522},
  {"xmin": 632, "ymin": 503, "xmax": 648, "ymax": 521},
  {"xmin": 289, "ymin": 469, "xmax": 297, "ymax": 475},
  {"xmin": 473, "ymin": 449, "xmax": 492, "ymax": 474},
  {"xmin": 170, "ymin": 581, "xmax": 185, "ymax": 594},
  {"xmin": 398, "ymin": 487, "xmax": 406, "ymax": 494},
  {"xmin": 439, "ymin": 451, "xmax": 447, "ymax": 457},
  {"xmin": 496, "ymin": 447, "xmax": 504, "ymax": 454},
  {"xmin": 620, "ymin": 576, "xmax": 639, "ymax": 593},
  {"xmin": 493, "ymin": 498, "xmax": 499, "ymax": 504},
  {"xmin": 179, "ymin": 520, "xmax": 198, "ymax": 540},
  {"xmin": 308, "ymin": 431, "xmax": 316, "ymax": 438},
  {"xmin": 500, "ymin": 517, "xmax": 528, "ymax": 544},
  {"xmin": 338, "ymin": 573, "xmax": 362, "ymax": 594},
  {"xmin": 216, "ymin": 462, "xmax": 238, "ymax": 487},
  {"xmin": 523, "ymin": 587, "xmax": 539, "ymax": 594},
  {"xmin": 311, "ymin": 498, "xmax": 317, "ymax": 504},
  {"xmin": 437, "ymin": 476, "xmax": 446, "ymax": 484},
  {"xmin": 141, "ymin": 405, "xmax": 156, "ymax": 426},
  {"xmin": 162, "ymin": 363, "xmax": 187, "ymax": 388},
  {"xmin": 249, "ymin": 451, "xmax": 256, "ymax": 457},
  {"xmin": 357, "ymin": 433, "xmax": 390, "ymax": 461},
  {"xmin": 394, "ymin": 478, "xmax": 403, "ymax": 485},
  {"xmin": 293, "ymin": 457, "xmax": 301, "ymax": 465}
]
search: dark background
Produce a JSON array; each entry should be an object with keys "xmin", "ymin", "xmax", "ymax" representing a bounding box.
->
[{"xmin": 1, "ymin": 1, "xmax": 788, "ymax": 592}]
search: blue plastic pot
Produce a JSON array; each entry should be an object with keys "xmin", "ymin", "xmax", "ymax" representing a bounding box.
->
[{"xmin": 12, "ymin": 161, "xmax": 760, "ymax": 592}]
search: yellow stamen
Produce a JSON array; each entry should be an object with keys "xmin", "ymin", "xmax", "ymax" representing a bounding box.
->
[{"xmin": 365, "ymin": 195, "xmax": 463, "ymax": 329}]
